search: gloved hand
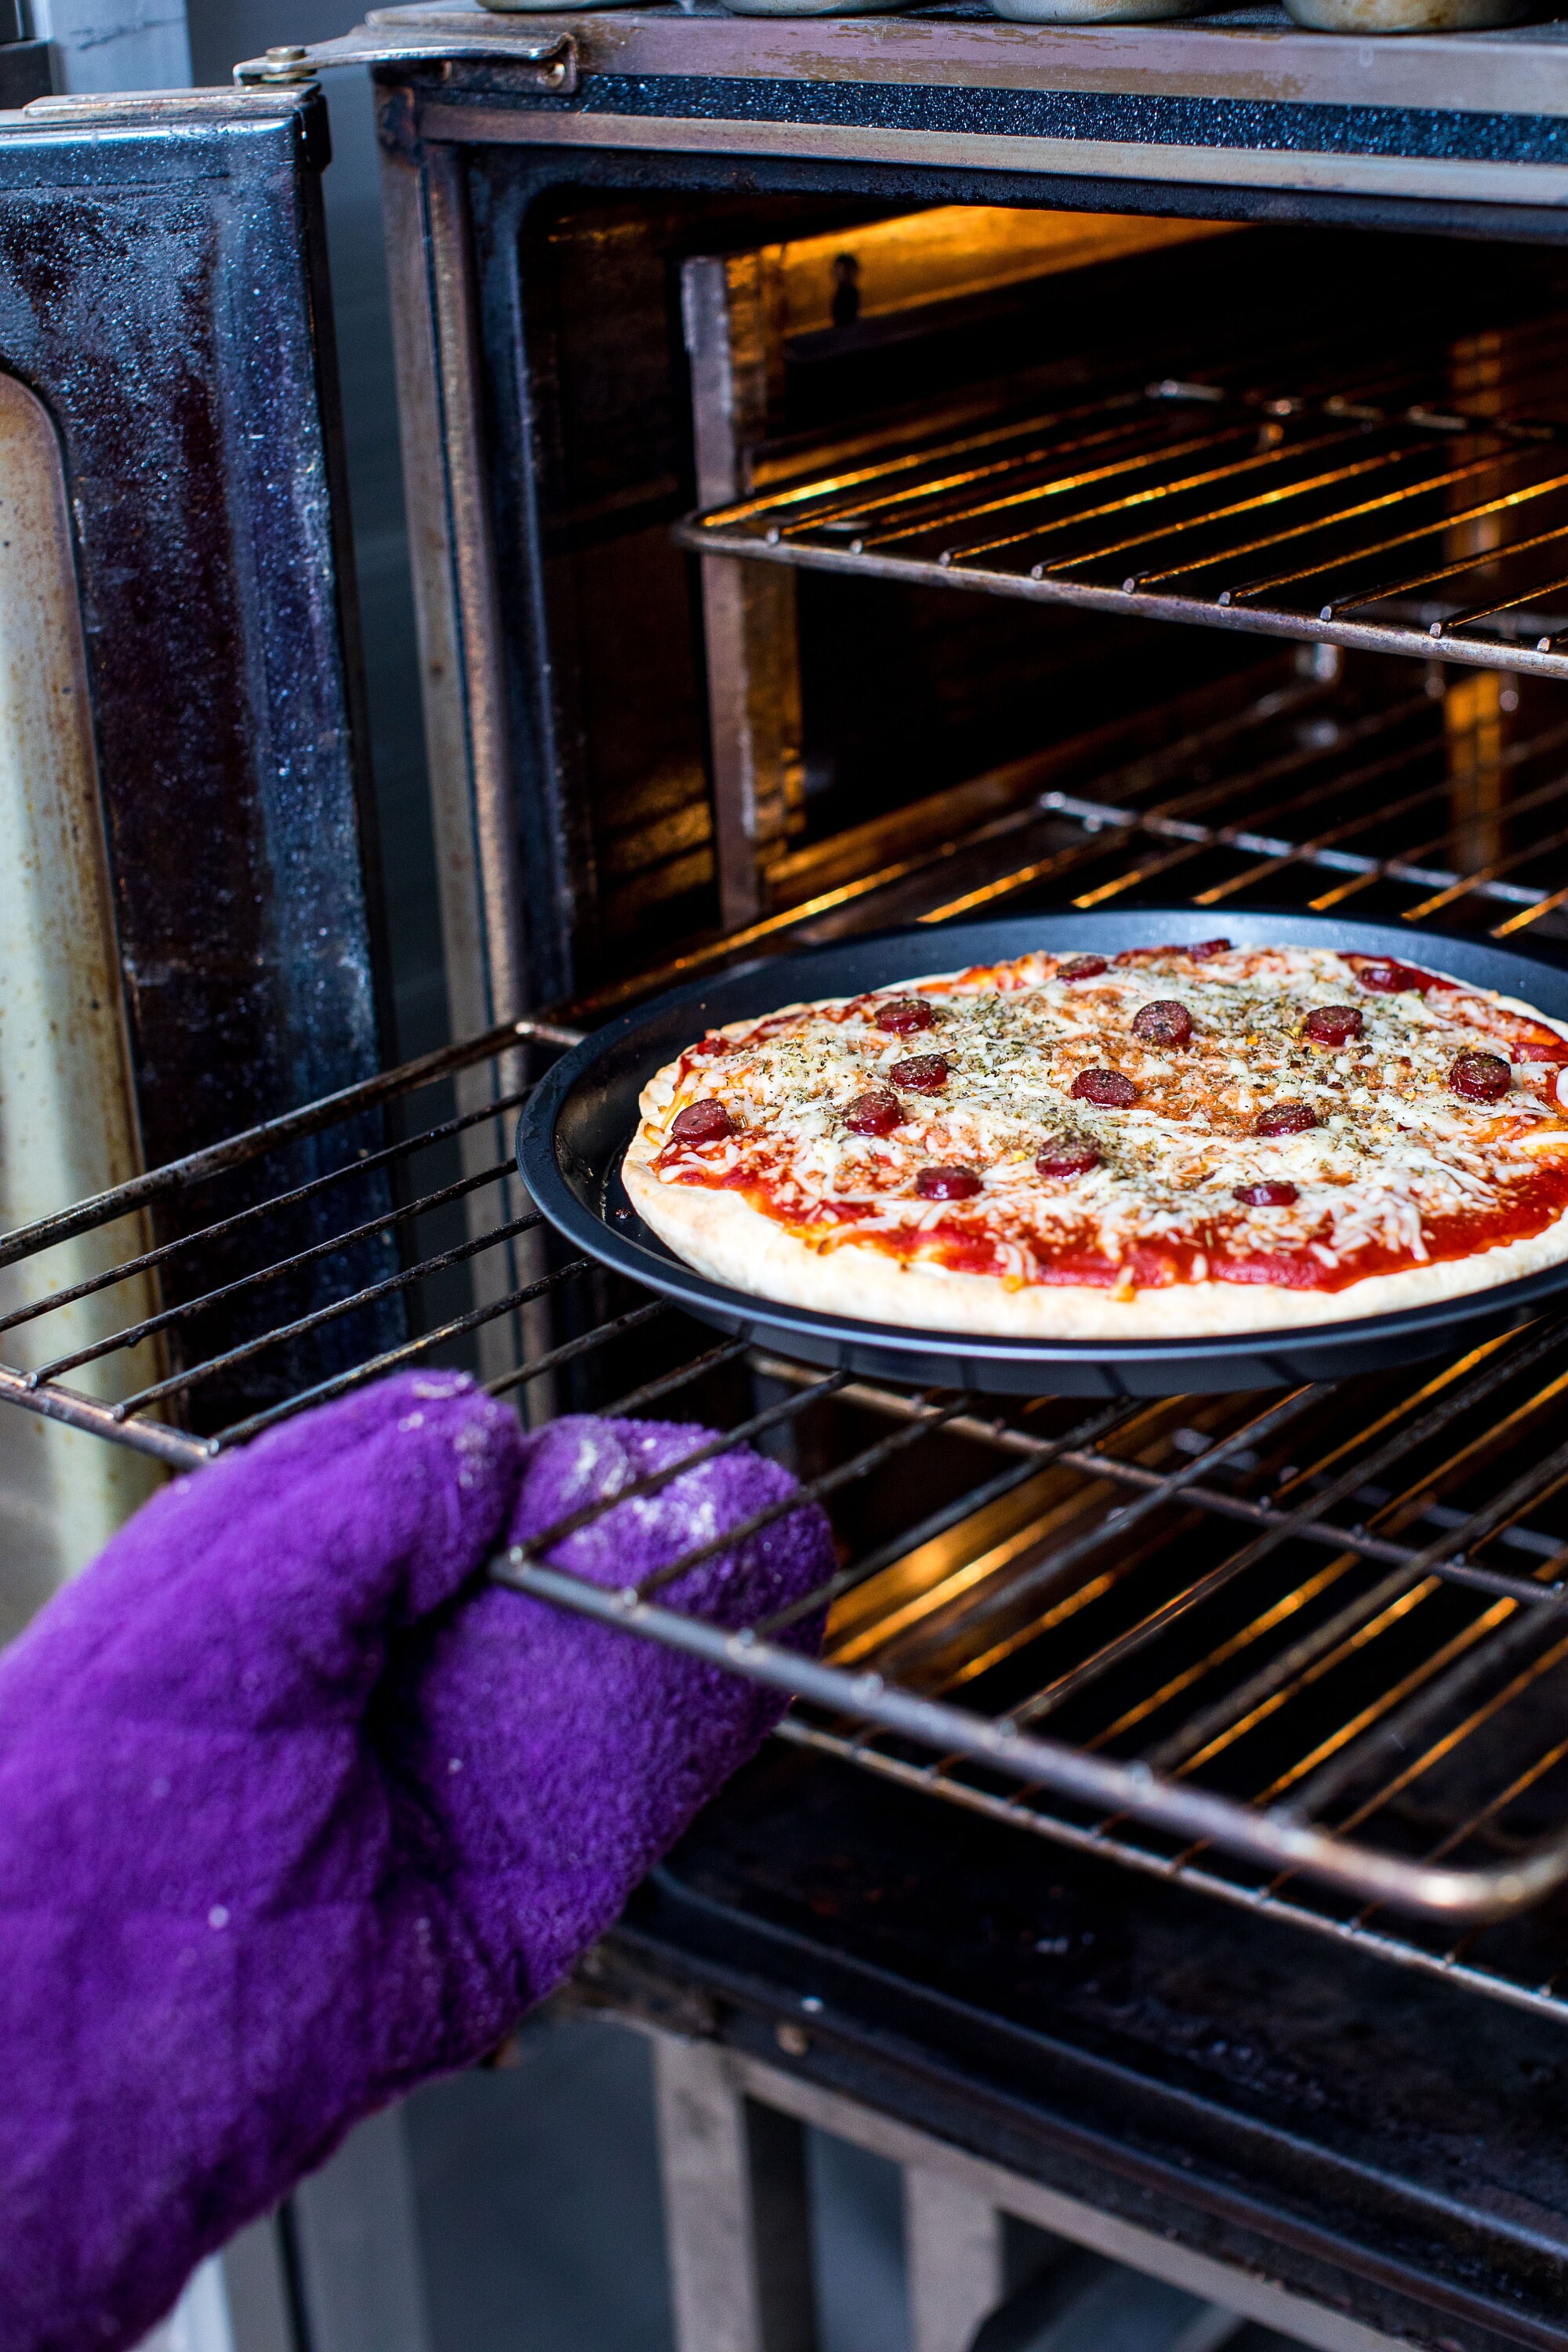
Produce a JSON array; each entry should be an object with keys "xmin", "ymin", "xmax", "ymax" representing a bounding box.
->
[{"xmin": 0, "ymin": 1370, "xmax": 832, "ymax": 2352}]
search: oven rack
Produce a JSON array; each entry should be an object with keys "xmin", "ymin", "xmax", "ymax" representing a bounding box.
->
[
  {"xmin": 677, "ymin": 375, "xmax": 1568, "ymax": 684},
  {"xmin": 568, "ymin": 655, "xmax": 1568, "ymax": 1018},
  {"xmin": 10, "ymin": 670, "xmax": 1568, "ymax": 2013},
  {"xmin": 10, "ymin": 1029, "xmax": 1568, "ymax": 2018}
]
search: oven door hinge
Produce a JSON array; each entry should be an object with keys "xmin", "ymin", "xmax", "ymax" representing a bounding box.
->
[{"xmin": 233, "ymin": 22, "xmax": 578, "ymax": 96}]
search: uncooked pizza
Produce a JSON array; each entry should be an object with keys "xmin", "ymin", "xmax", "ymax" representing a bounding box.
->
[{"xmin": 622, "ymin": 941, "xmax": 1568, "ymax": 1338}]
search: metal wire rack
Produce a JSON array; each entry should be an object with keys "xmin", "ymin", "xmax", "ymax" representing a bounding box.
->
[
  {"xmin": 677, "ymin": 367, "xmax": 1568, "ymax": 684},
  {"xmin": 11, "ymin": 661, "xmax": 1568, "ymax": 2020}
]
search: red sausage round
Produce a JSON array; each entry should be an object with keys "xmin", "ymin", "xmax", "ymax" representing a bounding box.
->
[
  {"xmin": 915, "ymin": 1165, "xmax": 982, "ymax": 1201},
  {"xmin": 875, "ymin": 997, "xmax": 935, "ymax": 1036},
  {"xmin": 1449, "ymin": 1051, "xmax": 1511, "ymax": 1105},
  {"xmin": 1255, "ymin": 1102, "xmax": 1318, "ymax": 1137},
  {"xmin": 844, "ymin": 1089, "xmax": 906, "ymax": 1137},
  {"xmin": 1305, "ymin": 1005, "xmax": 1363, "ymax": 1047},
  {"xmin": 671, "ymin": 1100, "xmax": 737, "ymax": 1144},
  {"xmin": 889, "ymin": 1053, "xmax": 949, "ymax": 1094},
  {"xmin": 1352, "ymin": 958, "xmax": 1435, "ymax": 996},
  {"xmin": 1072, "ymin": 1069, "xmax": 1138, "ymax": 1108},
  {"xmin": 1036, "ymin": 1143, "xmax": 1101, "ymax": 1179},
  {"xmin": 1131, "ymin": 1000, "xmax": 1192, "ymax": 1047}
]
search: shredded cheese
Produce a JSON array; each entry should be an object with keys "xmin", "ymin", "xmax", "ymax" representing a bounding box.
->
[{"xmin": 652, "ymin": 945, "xmax": 1568, "ymax": 1291}]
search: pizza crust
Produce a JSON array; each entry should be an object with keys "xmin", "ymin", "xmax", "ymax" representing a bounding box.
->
[
  {"xmin": 622, "ymin": 953, "xmax": 1568, "ymax": 1341},
  {"xmin": 624, "ymin": 1146, "xmax": 1568, "ymax": 1335}
]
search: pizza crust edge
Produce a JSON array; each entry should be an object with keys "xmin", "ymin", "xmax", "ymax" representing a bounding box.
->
[{"xmin": 620, "ymin": 960, "xmax": 1568, "ymax": 1341}]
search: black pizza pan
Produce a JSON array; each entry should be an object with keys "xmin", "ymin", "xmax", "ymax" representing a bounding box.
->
[{"xmin": 517, "ymin": 911, "xmax": 1568, "ymax": 1398}]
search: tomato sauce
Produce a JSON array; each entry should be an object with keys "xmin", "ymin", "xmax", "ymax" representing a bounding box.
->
[
  {"xmin": 646, "ymin": 1155, "xmax": 1568, "ymax": 1295},
  {"xmin": 655, "ymin": 953, "xmax": 1568, "ymax": 1297}
]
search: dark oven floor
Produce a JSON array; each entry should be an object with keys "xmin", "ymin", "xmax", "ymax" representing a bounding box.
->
[{"xmin": 607, "ymin": 1746, "xmax": 1568, "ymax": 2352}]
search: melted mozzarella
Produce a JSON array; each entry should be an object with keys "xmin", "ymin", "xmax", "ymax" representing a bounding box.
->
[{"xmin": 652, "ymin": 946, "xmax": 1568, "ymax": 1279}]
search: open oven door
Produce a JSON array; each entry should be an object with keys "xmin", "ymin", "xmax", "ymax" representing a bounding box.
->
[{"xmin": 0, "ymin": 83, "xmax": 390, "ymax": 1587}]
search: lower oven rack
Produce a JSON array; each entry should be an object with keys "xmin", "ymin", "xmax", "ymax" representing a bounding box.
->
[{"xmin": 11, "ymin": 663, "xmax": 1568, "ymax": 2013}]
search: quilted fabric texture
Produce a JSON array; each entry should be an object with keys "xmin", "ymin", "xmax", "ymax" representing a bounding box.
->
[{"xmin": 0, "ymin": 1371, "xmax": 832, "ymax": 2352}]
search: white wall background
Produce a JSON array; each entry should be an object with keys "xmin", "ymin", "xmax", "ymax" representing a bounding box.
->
[{"xmin": 24, "ymin": 0, "xmax": 191, "ymax": 93}]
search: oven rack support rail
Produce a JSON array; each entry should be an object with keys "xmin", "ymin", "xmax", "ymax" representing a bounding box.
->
[
  {"xmin": 12, "ymin": 1013, "xmax": 1568, "ymax": 2018},
  {"xmin": 678, "ymin": 378, "xmax": 1568, "ymax": 684}
]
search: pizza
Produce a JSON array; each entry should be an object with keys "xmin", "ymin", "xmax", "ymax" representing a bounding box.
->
[{"xmin": 621, "ymin": 940, "xmax": 1568, "ymax": 1338}]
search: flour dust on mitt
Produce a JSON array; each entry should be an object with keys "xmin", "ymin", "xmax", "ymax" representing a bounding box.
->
[
  {"xmin": 624, "ymin": 940, "xmax": 1568, "ymax": 1338},
  {"xmin": 0, "ymin": 1372, "xmax": 831, "ymax": 2352}
]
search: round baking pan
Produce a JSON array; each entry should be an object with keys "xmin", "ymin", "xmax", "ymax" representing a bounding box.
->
[{"xmin": 518, "ymin": 911, "xmax": 1568, "ymax": 1399}]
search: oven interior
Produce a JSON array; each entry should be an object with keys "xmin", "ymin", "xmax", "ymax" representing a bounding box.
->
[
  {"xmin": 526, "ymin": 199, "xmax": 1568, "ymax": 998},
  {"xmin": 12, "ymin": 191, "xmax": 1568, "ymax": 2032}
]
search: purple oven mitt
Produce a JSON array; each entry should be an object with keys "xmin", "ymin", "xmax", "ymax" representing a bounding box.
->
[{"xmin": 0, "ymin": 1370, "xmax": 832, "ymax": 2352}]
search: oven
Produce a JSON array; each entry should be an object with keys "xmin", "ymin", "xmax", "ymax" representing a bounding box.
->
[{"xmin": 7, "ymin": 18, "xmax": 1568, "ymax": 2347}]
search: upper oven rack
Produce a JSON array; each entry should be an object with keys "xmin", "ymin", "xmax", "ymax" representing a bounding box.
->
[
  {"xmin": 12, "ymin": 662, "xmax": 1568, "ymax": 2016},
  {"xmin": 678, "ymin": 375, "xmax": 1568, "ymax": 683}
]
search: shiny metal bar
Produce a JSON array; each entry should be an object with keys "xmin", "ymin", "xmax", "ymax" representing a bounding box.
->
[
  {"xmin": 484, "ymin": 1299, "xmax": 670, "ymax": 1399},
  {"xmin": 683, "ymin": 375, "xmax": 1568, "ymax": 678},
  {"xmin": 1270, "ymin": 1418, "xmax": 1568, "ymax": 1807},
  {"xmin": 677, "ymin": 520, "xmax": 1568, "ymax": 684},
  {"xmin": 0, "ymin": 1014, "xmax": 580, "ymax": 1270},
  {"xmin": 111, "ymin": 1207, "xmax": 544, "ymax": 1417},
  {"xmin": 1290, "ymin": 1613, "xmax": 1568, "ymax": 1840},
  {"xmin": 634, "ymin": 1388, "xmax": 978, "ymax": 1601},
  {"xmin": 897, "ymin": 423, "xmax": 1345, "ymax": 561},
  {"xmin": 1050, "ymin": 438, "xmax": 1432, "ymax": 586},
  {"xmin": 1004, "ymin": 1325, "xmax": 1568, "ymax": 1737},
  {"xmin": 921, "ymin": 691, "xmax": 1430, "ymax": 924},
  {"xmin": 1313, "ymin": 760, "xmax": 1568, "ymax": 914},
  {"xmin": 0, "ymin": 1085, "xmax": 527, "ymax": 1340},
  {"xmin": 1198, "ymin": 712, "xmax": 1568, "ymax": 906},
  {"xmin": 825, "ymin": 416, "xmax": 1227, "ymax": 550},
  {"xmin": 945, "ymin": 425, "xmax": 1377, "ymax": 566},
  {"xmin": 1160, "ymin": 452, "xmax": 1523, "ymax": 600},
  {"xmin": 1402, "ymin": 808, "xmax": 1568, "ymax": 921},
  {"xmin": 602, "ymin": 1338, "xmax": 754, "ymax": 1421},
  {"xmin": 1495, "ymin": 875, "xmax": 1568, "ymax": 938},
  {"xmin": 495, "ymin": 1556, "xmax": 1568, "ymax": 1921},
  {"xmin": 1434, "ymin": 562, "xmax": 1568, "ymax": 638},
  {"xmin": 751, "ymin": 1348, "xmax": 1568, "ymax": 1606},
  {"xmin": 0, "ymin": 1360, "xmax": 207, "ymax": 1468},
  {"xmin": 700, "ymin": 387, "xmax": 1148, "ymax": 533},
  {"xmin": 1324, "ymin": 499, "xmax": 1568, "ymax": 617},
  {"xmin": 209, "ymin": 1261, "xmax": 596, "ymax": 1452},
  {"xmin": 759, "ymin": 1397, "xmax": 1142, "ymax": 1638},
  {"xmin": 550, "ymin": 679, "xmax": 1316, "ymax": 1015},
  {"xmin": 504, "ymin": 1368, "xmax": 855, "ymax": 1579},
  {"xmin": 29, "ymin": 1157, "xmax": 520, "ymax": 1387}
]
